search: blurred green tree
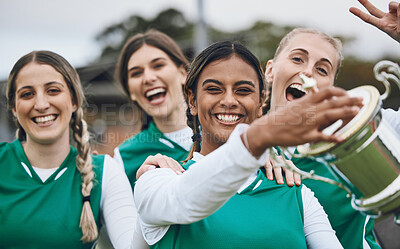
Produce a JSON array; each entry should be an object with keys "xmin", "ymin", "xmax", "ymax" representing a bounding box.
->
[{"xmin": 94, "ymin": 7, "xmax": 399, "ymax": 109}]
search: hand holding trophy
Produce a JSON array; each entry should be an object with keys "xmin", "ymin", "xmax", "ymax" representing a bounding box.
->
[{"xmin": 273, "ymin": 61, "xmax": 400, "ymax": 224}]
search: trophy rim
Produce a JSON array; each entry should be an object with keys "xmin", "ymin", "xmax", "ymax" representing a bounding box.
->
[{"xmin": 297, "ymin": 85, "xmax": 380, "ymax": 155}]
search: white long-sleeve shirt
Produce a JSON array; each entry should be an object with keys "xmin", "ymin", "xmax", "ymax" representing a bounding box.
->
[
  {"xmin": 134, "ymin": 124, "xmax": 342, "ymax": 248},
  {"xmin": 382, "ymin": 108, "xmax": 400, "ymax": 134}
]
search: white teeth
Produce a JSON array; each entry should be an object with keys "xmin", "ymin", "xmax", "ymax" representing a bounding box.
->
[
  {"xmin": 146, "ymin": 88, "xmax": 166, "ymax": 98},
  {"xmin": 217, "ymin": 114, "xmax": 239, "ymax": 122},
  {"xmin": 35, "ymin": 115, "xmax": 56, "ymax": 123},
  {"xmin": 290, "ymin": 83, "xmax": 305, "ymax": 92},
  {"xmin": 288, "ymin": 83, "xmax": 306, "ymax": 95}
]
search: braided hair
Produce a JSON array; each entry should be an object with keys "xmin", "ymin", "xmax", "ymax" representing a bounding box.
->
[{"xmin": 6, "ymin": 51, "xmax": 98, "ymax": 242}]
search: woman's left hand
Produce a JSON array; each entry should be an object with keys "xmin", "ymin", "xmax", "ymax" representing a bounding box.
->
[
  {"xmin": 350, "ymin": 0, "xmax": 400, "ymax": 43},
  {"xmin": 264, "ymin": 155, "xmax": 301, "ymax": 187}
]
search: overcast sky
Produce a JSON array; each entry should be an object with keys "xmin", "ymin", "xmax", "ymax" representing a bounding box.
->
[{"xmin": 0, "ymin": 0, "xmax": 399, "ymax": 80}]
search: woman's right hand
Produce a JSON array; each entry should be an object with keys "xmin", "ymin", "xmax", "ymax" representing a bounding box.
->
[{"xmin": 244, "ymin": 87, "xmax": 363, "ymax": 157}]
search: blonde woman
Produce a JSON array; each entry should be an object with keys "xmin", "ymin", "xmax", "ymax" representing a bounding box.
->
[{"xmin": 264, "ymin": 27, "xmax": 381, "ymax": 248}]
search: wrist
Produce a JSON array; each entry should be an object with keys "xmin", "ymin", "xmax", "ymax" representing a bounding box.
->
[{"xmin": 244, "ymin": 120, "xmax": 274, "ymax": 157}]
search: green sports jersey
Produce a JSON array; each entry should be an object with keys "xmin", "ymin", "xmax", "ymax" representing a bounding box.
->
[
  {"xmin": 0, "ymin": 140, "xmax": 103, "ymax": 249},
  {"xmin": 291, "ymin": 154, "xmax": 380, "ymax": 249},
  {"xmin": 151, "ymin": 160, "xmax": 307, "ymax": 249},
  {"xmin": 116, "ymin": 121, "xmax": 189, "ymax": 190}
]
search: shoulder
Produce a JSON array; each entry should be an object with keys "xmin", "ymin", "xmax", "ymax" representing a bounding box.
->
[
  {"xmin": 0, "ymin": 141, "xmax": 10, "ymax": 151},
  {"xmin": 0, "ymin": 140, "xmax": 18, "ymax": 158},
  {"xmin": 118, "ymin": 129, "xmax": 154, "ymax": 150}
]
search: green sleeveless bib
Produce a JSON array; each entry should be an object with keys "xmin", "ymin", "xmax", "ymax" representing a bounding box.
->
[
  {"xmin": 0, "ymin": 140, "xmax": 103, "ymax": 249},
  {"xmin": 292, "ymin": 153, "xmax": 380, "ymax": 249},
  {"xmin": 151, "ymin": 160, "xmax": 306, "ymax": 249},
  {"xmin": 118, "ymin": 121, "xmax": 189, "ymax": 191}
]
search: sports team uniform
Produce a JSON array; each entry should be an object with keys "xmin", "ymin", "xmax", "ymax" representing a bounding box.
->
[
  {"xmin": 0, "ymin": 140, "xmax": 137, "ymax": 249},
  {"xmin": 153, "ymin": 160, "xmax": 308, "ymax": 249},
  {"xmin": 114, "ymin": 121, "xmax": 191, "ymax": 189},
  {"xmin": 135, "ymin": 124, "xmax": 343, "ymax": 248},
  {"xmin": 96, "ymin": 121, "xmax": 192, "ymax": 248},
  {"xmin": 292, "ymin": 154, "xmax": 381, "ymax": 249}
]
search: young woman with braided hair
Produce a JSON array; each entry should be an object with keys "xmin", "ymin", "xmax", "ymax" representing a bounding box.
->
[
  {"xmin": 0, "ymin": 50, "xmax": 140, "ymax": 249},
  {"xmin": 134, "ymin": 41, "xmax": 364, "ymax": 248}
]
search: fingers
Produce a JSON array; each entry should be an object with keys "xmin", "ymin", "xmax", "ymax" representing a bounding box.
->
[
  {"xmin": 358, "ymin": 0, "xmax": 385, "ymax": 18},
  {"xmin": 271, "ymin": 156, "xmax": 302, "ymax": 186},
  {"xmin": 137, "ymin": 154, "xmax": 185, "ymax": 180},
  {"xmin": 294, "ymin": 172, "xmax": 301, "ymax": 186},
  {"xmin": 389, "ymin": 1, "xmax": 400, "ymax": 32},
  {"xmin": 274, "ymin": 167, "xmax": 284, "ymax": 185},
  {"xmin": 349, "ymin": 7, "xmax": 378, "ymax": 26},
  {"xmin": 349, "ymin": 0, "xmax": 385, "ymax": 31},
  {"xmin": 388, "ymin": 1, "xmax": 399, "ymax": 13},
  {"xmin": 153, "ymin": 154, "xmax": 185, "ymax": 175},
  {"xmin": 301, "ymin": 87, "xmax": 348, "ymax": 104},
  {"xmin": 317, "ymin": 105, "xmax": 360, "ymax": 128},
  {"xmin": 282, "ymin": 167, "xmax": 294, "ymax": 186},
  {"xmin": 283, "ymin": 161, "xmax": 302, "ymax": 186},
  {"xmin": 270, "ymin": 156, "xmax": 285, "ymax": 185},
  {"xmin": 313, "ymin": 90, "xmax": 362, "ymax": 124},
  {"xmin": 264, "ymin": 157, "xmax": 274, "ymax": 181},
  {"xmin": 350, "ymin": 0, "xmax": 400, "ymax": 43}
]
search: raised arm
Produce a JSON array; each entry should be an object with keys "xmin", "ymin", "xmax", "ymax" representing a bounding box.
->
[{"xmin": 350, "ymin": 0, "xmax": 400, "ymax": 43}]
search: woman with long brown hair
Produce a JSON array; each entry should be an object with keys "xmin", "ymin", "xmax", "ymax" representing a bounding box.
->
[{"xmin": 0, "ymin": 50, "xmax": 138, "ymax": 249}]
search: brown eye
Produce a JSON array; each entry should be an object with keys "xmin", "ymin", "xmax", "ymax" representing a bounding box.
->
[
  {"xmin": 236, "ymin": 88, "xmax": 253, "ymax": 95},
  {"xmin": 48, "ymin": 88, "xmax": 61, "ymax": 95},
  {"xmin": 206, "ymin": 87, "xmax": 221, "ymax": 94},
  {"xmin": 154, "ymin": 63, "xmax": 165, "ymax": 69},
  {"xmin": 130, "ymin": 71, "xmax": 142, "ymax": 78},
  {"xmin": 20, "ymin": 91, "xmax": 34, "ymax": 99}
]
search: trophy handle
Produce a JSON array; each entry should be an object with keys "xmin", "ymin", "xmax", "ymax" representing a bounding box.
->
[
  {"xmin": 270, "ymin": 147, "xmax": 352, "ymax": 196},
  {"xmin": 373, "ymin": 60, "xmax": 400, "ymax": 101}
]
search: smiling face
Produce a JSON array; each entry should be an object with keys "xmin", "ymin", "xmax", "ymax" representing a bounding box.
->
[
  {"xmin": 127, "ymin": 44, "xmax": 187, "ymax": 125},
  {"xmin": 189, "ymin": 55, "xmax": 263, "ymax": 154},
  {"xmin": 266, "ymin": 32, "xmax": 340, "ymax": 111},
  {"xmin": 13, "ymin": 62, "xmax": 76, "ymax": 145}
]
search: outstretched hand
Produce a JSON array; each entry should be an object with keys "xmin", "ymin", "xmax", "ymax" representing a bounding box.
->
[
  {"xmin": 244, "ymin": 87, "xmax": 363, "ymax": 157},
  {"xmin": 350, "ymin": 0, "xmax": 400, "ymax": 43}
]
